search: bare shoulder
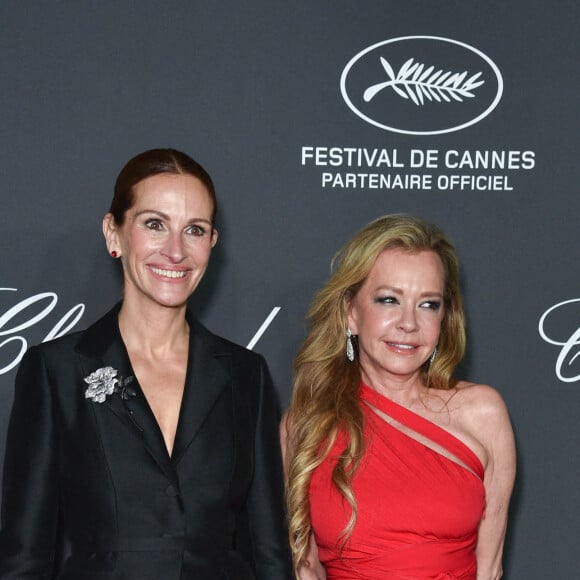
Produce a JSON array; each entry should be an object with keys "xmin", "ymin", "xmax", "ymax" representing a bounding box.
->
[
  {"xmin": 454, "ymin": 381, "xmax": 514, "ymax": 457},
  {"xmin": 454, "ymin": 381, "xmax": 509, "ymax": 418}
]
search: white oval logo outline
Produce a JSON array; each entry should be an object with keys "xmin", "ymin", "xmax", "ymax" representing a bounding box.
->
[{"xmin": 340, "ymin": 36, "xmax": 503, "ymax": 136}]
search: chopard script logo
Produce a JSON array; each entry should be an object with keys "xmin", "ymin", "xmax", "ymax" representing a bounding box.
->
[
  {"xmin": 538, "ymin": 298, "xmax": 580, "ymax": 383},
  {"xmin": 0, "ymin": 288, "xmax": 85, "ymax": 375},
  {"xmin": 0, "ymin": 289, "xmax": 281, "ymax": 376}
]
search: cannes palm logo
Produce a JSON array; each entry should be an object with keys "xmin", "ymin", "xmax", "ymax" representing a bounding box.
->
[{"xmin": 341, "ymin": 36, "xmax": 503, "ymax": 135}]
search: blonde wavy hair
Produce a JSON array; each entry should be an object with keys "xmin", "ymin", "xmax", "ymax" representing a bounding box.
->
[{"xmin": 286, "ymin": 214, "xmax": 466, "ymax": 569}]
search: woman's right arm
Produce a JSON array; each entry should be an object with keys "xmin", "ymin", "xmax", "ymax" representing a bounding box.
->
[
  {"xmin": 279, "ymin": 413, "xmax": 327, "ymax": 580},
  {"xmin": 295, "ymin": 535, "xmax": 327, "ymax": 580},
  {"xmin": 0, "ymin": 346, "xmax": 61, "ymax": 578}
]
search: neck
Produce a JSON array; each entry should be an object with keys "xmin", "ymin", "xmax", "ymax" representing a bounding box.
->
[
  {"xmin": 118, "ymin": 300, "xmax": 189, "ymax": 358},
  {"xmin": 360, "ymin": 368, "xmax": 427, "ymax": 408}
]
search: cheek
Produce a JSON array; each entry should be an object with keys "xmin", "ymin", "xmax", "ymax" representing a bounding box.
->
[
  {"xmin": 125, "ymin": 230, "xmax": 165, "ymax": 256},
  {"xmin": 190, "ymin": 241, "xmax": 213, "ymax": 264},
  {"xmin": 349, "ymin": 304, "xmax": 385, "ymax": 336},
  {"xmin": 121, "ymin": 231, "xmax": 143, "ymax": 254},
  {"xmin": 429, "ymin": 315, "xmax": 444, "ymax": 339}
]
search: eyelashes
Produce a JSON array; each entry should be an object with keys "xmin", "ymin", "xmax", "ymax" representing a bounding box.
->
[
  {"xmin": 373, "ymin": 296, "xmax": 441, "ymax": 311},
  {"xmin": 185, "ymin": 224, "xmax": 208, "ymax": 237},
  {"xmin": 145, "ymin": 218, "xmax": 163, "ymax": 231},
  {"xmin": 374, "ymin": 296, "xmax": 397, "ymax": 305},
  {"xmin": 144, "ymin": 219, "xmax": 209, "ymax": 237}
]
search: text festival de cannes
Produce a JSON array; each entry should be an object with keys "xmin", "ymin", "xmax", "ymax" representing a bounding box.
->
[{"xmin": 301, "ymin": 147, "xmax": 535, "ymax": 191}]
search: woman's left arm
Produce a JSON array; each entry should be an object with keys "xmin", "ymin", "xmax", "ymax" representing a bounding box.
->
[
  {"xmin": 0, "ymin": 346, "xmax": 62, "ymax": 577},
  {"xmin": 244, "ymin": 356, "xmax": 294, "ymax": 580},
  {"xmin": 473, "ymin": 386, "xmax": 516, "ymax": 580}
]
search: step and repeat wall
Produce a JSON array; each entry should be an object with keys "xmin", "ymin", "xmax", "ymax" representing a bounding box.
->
[{"xmin": 0, "ymin": 2, "xmax": 578, "ymax": 578}]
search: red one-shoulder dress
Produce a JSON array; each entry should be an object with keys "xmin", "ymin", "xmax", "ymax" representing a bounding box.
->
[{"xmin": 309, "ymin": 384, "xmax": 485, "ymax": 579}]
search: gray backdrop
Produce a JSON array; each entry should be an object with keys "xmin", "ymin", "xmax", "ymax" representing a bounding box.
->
[{"xmin": 1, "ymin": 2, "xmax": 578, "ymax": 578}]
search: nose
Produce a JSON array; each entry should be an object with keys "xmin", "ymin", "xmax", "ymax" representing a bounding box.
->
[
  {"xmin": 161, "ymin": 231, "xmax": 186, "ymax": 263},
  {"xmin": 397, "ymin": 305, "xmax": 418, "ymax": 332}
]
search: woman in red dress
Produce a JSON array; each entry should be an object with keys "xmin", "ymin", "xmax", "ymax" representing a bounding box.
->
[{"xmin": 282, "ymin": 214, "xmax": 516, "ymax": 579}]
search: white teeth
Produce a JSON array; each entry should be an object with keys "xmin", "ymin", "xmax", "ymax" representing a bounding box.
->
[
  {"xmin": 390, "ymin": 343, "xmax": 415, "ymax": 349},
  {"xmin": 151, "ymin": 267, "xmax": 186, "ymax": 279}
]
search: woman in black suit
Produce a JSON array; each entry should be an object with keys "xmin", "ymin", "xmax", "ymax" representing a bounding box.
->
[{"xmin": 0, "ymin": 149, "xmax": 293, "ymax": 579}]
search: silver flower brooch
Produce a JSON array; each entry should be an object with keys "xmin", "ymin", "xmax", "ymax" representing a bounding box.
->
[{"xmin": 84, "ymin": 366, "xmax": 136, "ymax": 403}]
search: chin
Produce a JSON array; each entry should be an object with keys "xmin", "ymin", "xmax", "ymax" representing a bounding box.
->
[{"xmin": 148, "ymin": 293, "xmax": 191, "ymax": 309}]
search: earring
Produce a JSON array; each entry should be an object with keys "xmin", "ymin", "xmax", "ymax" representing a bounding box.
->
[
  {"xmin": 429, "ymin": 347, "xmax": 438, "ymax": 365},
  {"xmin": 346, "ymin": 328, "xmax": 355, "ymax": 362},
  {"xmin": 110, "ymin": 251, "xmax": 118, "ymax": 258}
]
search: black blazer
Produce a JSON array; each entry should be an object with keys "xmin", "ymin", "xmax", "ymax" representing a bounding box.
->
[{"xmin": 0, "ymin": 305, "xmax": 293, "ymax": 579}]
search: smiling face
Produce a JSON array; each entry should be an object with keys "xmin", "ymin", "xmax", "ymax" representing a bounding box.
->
[
  {"xmin": 347, "ymin": 248, "xmax": 445, "ymax": 387},
  {"xmin": 103, "ymin": 172, "xmax": 218, "ymax": 312}
]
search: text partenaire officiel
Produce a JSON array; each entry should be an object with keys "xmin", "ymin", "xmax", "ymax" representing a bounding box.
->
[{"xmin": 301, "ymin": 146, "xmax": 535, "ymax": 192}]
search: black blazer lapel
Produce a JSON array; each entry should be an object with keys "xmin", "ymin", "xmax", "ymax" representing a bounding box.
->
[
  {"xmin": 171, "ymin": 314, "xmax": 231, "ymax": 466},
  {"xmin": 75, "ymin": 305, "xmax": 176, "ymax": 481}
]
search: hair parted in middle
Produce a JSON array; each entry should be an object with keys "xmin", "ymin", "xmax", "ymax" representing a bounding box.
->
[
  {"xmin": 285, "ymin": 213, "xmax": 466, "ymax": 569},
  {"xmin": 109, "ymin": 148, "xmax": 217, "ymax": 226}
]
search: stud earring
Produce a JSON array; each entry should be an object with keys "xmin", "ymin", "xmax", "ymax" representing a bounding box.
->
[
  {"xmin": 346, "ymin": 328, "xmax": 355, "ymax": 362},
  {"xmin": 110, "ymin": 251, "xmax": 118, "ymax": 258}
]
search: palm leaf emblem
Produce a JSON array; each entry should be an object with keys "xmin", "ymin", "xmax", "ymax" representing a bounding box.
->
[{"xmin": 364, "ymin": 57, "xmax": 485, "ymax": 106}]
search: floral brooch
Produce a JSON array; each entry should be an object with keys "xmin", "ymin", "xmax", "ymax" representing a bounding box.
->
[{"xmin": 84, "ymin": 366, "xmax": 136, "ymax": 403}]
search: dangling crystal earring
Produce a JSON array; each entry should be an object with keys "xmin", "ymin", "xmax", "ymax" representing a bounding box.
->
[
  {"xmin": 429, "ymin": 347, "xmax": 438, "ymax": 365},
  {"xmin": 346, "ymin": 328, "xmax": 355, "ymax": 362}
]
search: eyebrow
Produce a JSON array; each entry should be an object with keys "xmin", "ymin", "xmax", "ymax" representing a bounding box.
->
[
  {"xmin": 133, "ymin": 209, "xmax": 212, "ymax": 226},
  {"xmin": 374, "ymin": 285, "xmax": 443, "ymax": 298}
]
